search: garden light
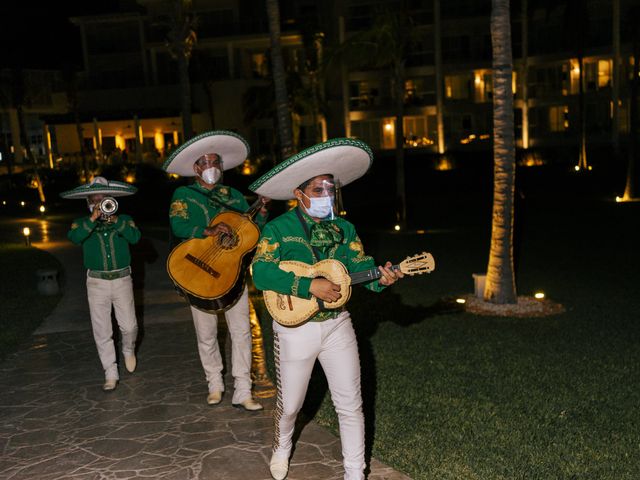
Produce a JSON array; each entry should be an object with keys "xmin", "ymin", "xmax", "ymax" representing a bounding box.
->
[
  {"xmin": 22, "ymin": 227, "xmax": 31, "ymax": 246},
  {"xmin": 394, "ymin": 224, "xmax": 401, "ymax": 231},
  {"xmin": 20, "ymin": 201, "xmax": 25, "ymax": 206},
  {"xmin": 456, "ymin": 298, "xmax": 466, "ymax": 304},
  {"xmin": 39, "ymin": 205, "xmax": 46, "ymax": 213},
  {"xmin": 534, "ymin": 292, "xmax": 545, "ymax": 299}
]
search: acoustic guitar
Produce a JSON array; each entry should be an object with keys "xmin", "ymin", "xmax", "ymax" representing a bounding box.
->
[
  {"xmin": 167, "ymin": 199, "xmax": 262, "ymax": 312},
  {"xmin": 263, "ymin": 252, "xmax": 435, "ymax": 327}
]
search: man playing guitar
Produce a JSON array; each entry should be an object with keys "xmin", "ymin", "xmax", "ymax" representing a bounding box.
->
[
  {"xmin": 249, "ymin": 138, "xmax": 404, "ymax": 480},
  {"xmin": 164, "ymin": 130, "xmax": 267, "ymax": 411}
]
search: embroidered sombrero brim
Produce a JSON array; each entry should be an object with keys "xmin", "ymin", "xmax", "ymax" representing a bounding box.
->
[
  {"xmin": 60, "ymin": 179, "xmax": 137, "ymax": 199},
  {"xmin": 162, "ymin": 130, "xmax": 249, "ymax": 176},
  {"xmin": 249, "ymin": 138, "xmax": 373, "ymax": 200}
]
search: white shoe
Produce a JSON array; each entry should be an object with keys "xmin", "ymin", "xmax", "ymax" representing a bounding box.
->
[
  {"xmin": 103, "ymin": 379, "xmax": 118, "ymax": 392},
  {"xmin": 206, "ymin": 391, "xmax": 222, "ymax": 405},
  {"xmin": 269, "ymin": 453, "xmax": 289, "ymax": 480},
  {"xmin": 124, "ymin": 354, "xmax": 137, "ymax": 373},
  {"xmin": 232, "ymin": 397, "xmax": 264, "ymax": 411}
]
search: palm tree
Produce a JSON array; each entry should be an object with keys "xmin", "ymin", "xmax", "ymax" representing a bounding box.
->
[
  {"xmin": 166, "ymin": 0, "xmax": 197, "ymax": 142},
  {"xmin": 266, "ymin": 0, "xmax": 295, "ymax": 161},
  {"xmin": 483, "ymin": 0, "xmax": 517, "ymax": 304},
  {"xmin": 332, "ymin": 6, "xmax": 418, "ymax": 227},
  {"xmin": 563, "ymin": 0, "xmax": 589, "ymax": 171},
  {"xmin": 433, "ymin": 0, "xmax": 445, "ymax": 155},
  {"xmin": 622, "ymin": 3, "xmax": 640, "ymax": 201}
]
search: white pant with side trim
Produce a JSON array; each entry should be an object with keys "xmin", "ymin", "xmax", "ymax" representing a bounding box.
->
[
  {"xmin": 86, "ymin": 273, "xmax": 138, "ymax": 381},
  {"xmin": 272, "ymin": 311, "xmax": 365, "ymax": 480},
  {"xmin": 189, "ymin": 287, "xmax": 253, "ymax": 404}
]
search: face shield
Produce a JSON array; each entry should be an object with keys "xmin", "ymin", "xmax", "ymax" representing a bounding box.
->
[{"xmin": 301, "ymin": 178, "xmax": 337, "ymax": 220}]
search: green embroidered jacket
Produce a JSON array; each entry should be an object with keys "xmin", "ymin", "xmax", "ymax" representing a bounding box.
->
[
  {"xmin": 252, "ymin": 208, "xmax": 385, "ymax": 321},
  {"xmin": 68, "ymin": 214, "xmax": 141, "ymax": 271},
  {"xmin": 169, "ymin": 183, "xmax": 268, "ymax": 240}
]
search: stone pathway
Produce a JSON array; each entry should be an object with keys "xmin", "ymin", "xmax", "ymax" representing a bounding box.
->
[{"xmin": 0, "ymin": 215, "xmax": 412, "ymax": 480}]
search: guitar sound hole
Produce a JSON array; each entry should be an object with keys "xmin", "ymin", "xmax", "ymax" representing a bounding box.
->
[{"xmin": 218, "ymin": 232, "xmax": 239, "ymax": 250}]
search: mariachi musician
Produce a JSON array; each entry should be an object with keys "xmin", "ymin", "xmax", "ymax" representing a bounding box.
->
[
  {"xmin": 163, "ymin": 130, "xmax": 268, "ymax": 411},
  {"xmin": 61, "ymin": 177, "xmax": 141, "ymax": 392},
  {"xmin": 249, "ymin": 139, "xmax": 404, "ymax": 480}
]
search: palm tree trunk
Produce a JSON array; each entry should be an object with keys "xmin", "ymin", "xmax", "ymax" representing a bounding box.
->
[
  {"xmin": 623, "ymin": 30, "xmax": 639, "ymax": 200},
  {"xmin": 394, "ymin": 63, "xmax": 407, "ymax": 227},
  {"xmin": 434, "ymin": 0, "xmax": 445, "ymax": 154},
  {"xmin": 74, "ymin": 110, "xmax": 88, "ymax": 181},
  {"xmin": 612, "ymin": 0, "xmax": 621, "ymax": 154},
  {"xmin": 578, "ymin": 54, "xmax": 588, "ymax": 169},
  {"xmin": 521, "ymin": 0, "xmax": 530, "ymax": 149},
  {"xmin": 179, "ymin": 53, "xmax": 193, "ymax": 141},
  {"xmin": 266, "ymin": 0, "xmax": 294, "ymax": 160},
  {"xmin": 484, "ymin": 0, "xmax": 517, "ymax": 304}
]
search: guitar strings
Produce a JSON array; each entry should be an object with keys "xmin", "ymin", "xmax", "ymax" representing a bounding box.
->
[{"xmin": 196, "ymin": 220, "xmax": 251, "ymax": 265}]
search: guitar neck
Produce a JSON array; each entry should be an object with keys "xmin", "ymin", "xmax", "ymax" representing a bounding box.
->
[
  {"xmin": 349, "ymin": 264, "xmax": 400, "ymax": 285},
  {"xmin": 245, "ymin": 197, "xmax": 264, "ymax": 219}
]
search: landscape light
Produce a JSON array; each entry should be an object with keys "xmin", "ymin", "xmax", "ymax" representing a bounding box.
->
[
  {"xmin": 39, "ymin": 205, "xmax": 46, "ymax": 213},
  {"xmin": 615, "ymin": 196, "xmax": 622, "ymax": 202},
  {"xmin": 534, "ymin": 292, "xmax": 545, "ymax": 299},
  {"xmin": 23, "ymin": 227, "xmax": 31, "ymax": 246},
  {"xmin": 456, "ymin": 298, "xmax": 466, "ymax": 304},
  {"xmin": 394, "ymin": 224, "xmax": 401, "ymax": 231},
  {"xmin": 20, "ymin": 201, "xmax": 25, "ymax": 206}
]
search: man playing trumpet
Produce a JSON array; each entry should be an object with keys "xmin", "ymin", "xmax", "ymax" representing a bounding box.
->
[{"xmin": 61, "ymin": 176, "xmax": 141, "ymax": 392}]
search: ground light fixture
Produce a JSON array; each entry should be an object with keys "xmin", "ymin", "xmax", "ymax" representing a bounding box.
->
[
  {"xmin": 394, "ymin": 224, "xmax": 401, "ymax": 231},
  {"xmin": 534, "ymin": 292, "xmax": 545, "ymax": 299},
  {"xmin": 22, "ymin": 227, "xmax": 31, "ymax": 246},
  {"xmin": 456, "ymin": 298, "xmax": 466, "ymax": 304},
  {"xmin": 20, "ymin": 201, "xmax": 25, "ymax": 206},
  {"xmin": 39, "ymin": 205, "xmax": 46, "ymax": 213}
]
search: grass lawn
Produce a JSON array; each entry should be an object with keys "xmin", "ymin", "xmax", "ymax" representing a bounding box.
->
[
  {"xmin": 253, "ymin": 193, "xmax": 640, "ymax": 479},
  {"xmin": 0, "ymin": 242, "xmax": 62, "ymax": 361}
]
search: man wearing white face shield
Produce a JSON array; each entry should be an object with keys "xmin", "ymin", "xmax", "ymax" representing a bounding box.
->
[
  {"xmin": 250, "ymin": 139, "xmax": 404, "ymax": 480},
  {"xmin": 163, "ymin": 130, "xmax": 269, "ymax": 411}
]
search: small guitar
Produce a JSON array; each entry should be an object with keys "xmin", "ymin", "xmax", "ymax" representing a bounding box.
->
[
  {"xmin": 263, "ymin": 252, "xmax": 435, "ymax": 327},
  {"xmin": 167, "ymin": 198, "xmax": 262, "ymax": 313}
]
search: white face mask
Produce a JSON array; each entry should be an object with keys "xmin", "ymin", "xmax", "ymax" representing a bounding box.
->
[
  {"xmin": 200, "ymin": 167, "xmax": 222, "ymax": 185},
  {"xmin": 302, "ymin": 193, "xmax": 335, "ymax": 219}
]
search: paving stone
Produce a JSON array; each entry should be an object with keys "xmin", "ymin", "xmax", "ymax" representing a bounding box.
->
[{"xmin": 0, "ymin": 224, "xmax": 413, "ymax": 480}]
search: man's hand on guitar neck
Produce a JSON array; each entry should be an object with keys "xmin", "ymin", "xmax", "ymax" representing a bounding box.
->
[
  {"xmin": 259, "ymin": 196, "xmax": 271, "ymax": 216},
  {"xmin": 378, "ymin": 261, "xmax": 404, "ymax": 286},
  {"xmin": 204, "ymin": 222, "xmax": 232, "ymax": 237},
  {"xmin": 309, "ymin": 278, "xmax": 342, "ymax": 303}
]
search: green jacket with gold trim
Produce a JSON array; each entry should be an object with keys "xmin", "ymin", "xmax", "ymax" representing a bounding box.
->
[
  {"xmin": 169, "ymin": 183, "xmax": 268, "ymax": 240},
  {"xmin": 251, "ymin": 207, "xmax": 385, "ymax": 321},
  {"xmin": 68, "ymin": 214, "xmax": 141, "ymax": 271}
]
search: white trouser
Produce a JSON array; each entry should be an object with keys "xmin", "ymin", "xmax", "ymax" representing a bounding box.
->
[
  {"xmin": 272, "ymin": 311, "xmax": 365, "ymax": 480},
  {"xmin": 190, "ymin": 287, "xmax": 253, "ymax": 404},
  {"xmin": 86, "ymin": 273, "xmax": 138, "ymax": 381}
]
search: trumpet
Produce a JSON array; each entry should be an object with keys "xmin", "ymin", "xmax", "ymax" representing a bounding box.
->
[{"xmin": 99, "ymin": 197, "xmax": 118, "ymax": 219}]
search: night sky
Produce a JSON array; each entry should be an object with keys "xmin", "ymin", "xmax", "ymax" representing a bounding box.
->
[{"xmin": 0, "ymin": 1, "xmax": 124, "ymax": 69}]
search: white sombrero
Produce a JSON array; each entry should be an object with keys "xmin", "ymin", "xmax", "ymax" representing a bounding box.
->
[
  {"xmin": 60, "ymin": 176, "xmax": 137, "ymax": 199},
  {"xmin": 249, "ymin": 138, "xmax": 373, "ymax": 200},
  {"xmin": 162, "ymin": 130, "xmax": 249, "ymax": 177}
]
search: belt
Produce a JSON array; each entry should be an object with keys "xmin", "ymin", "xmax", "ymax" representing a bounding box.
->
[{"xmin": 88, "ymin": 266, "xmax": 131, "ymax": 280}]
